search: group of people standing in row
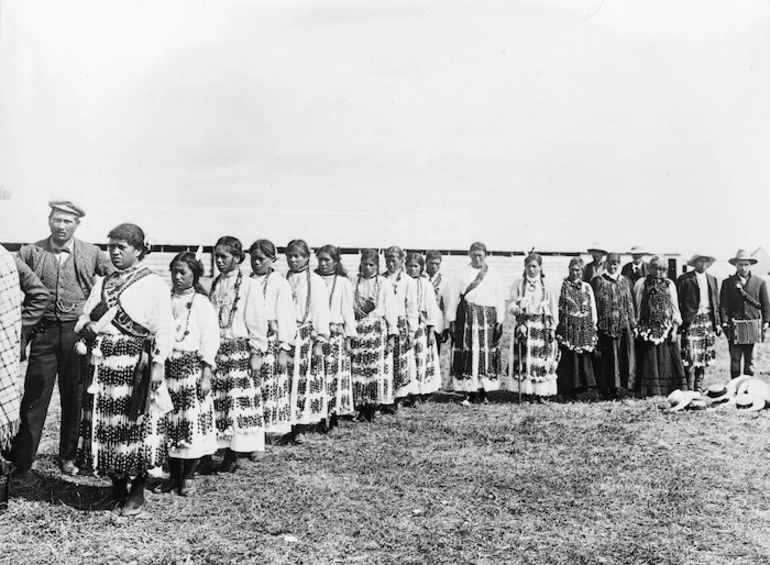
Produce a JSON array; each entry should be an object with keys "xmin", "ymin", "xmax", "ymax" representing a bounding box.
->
[
  {"xmin": 447, "ymin": 245, "xmax": 770, "ymax": 404},
  {"xmin": 0, "ymin": 199, "xmax": 769, "ymax": 517}
]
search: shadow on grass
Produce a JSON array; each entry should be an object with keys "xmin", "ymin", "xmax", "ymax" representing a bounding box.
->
[{"xmin": 10, "ymin": 457, "xmax": 108, "ymax": 512}]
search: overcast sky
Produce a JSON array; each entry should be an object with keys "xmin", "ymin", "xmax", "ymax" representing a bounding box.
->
[{"xmin": 1, "ymin": 0, "xmax": 768, "ymax": 257}]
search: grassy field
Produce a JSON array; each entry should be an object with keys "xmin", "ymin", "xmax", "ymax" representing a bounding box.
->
[{"xmin": 3, "ymin": 340, "xmax": 770, "ymax": 564}]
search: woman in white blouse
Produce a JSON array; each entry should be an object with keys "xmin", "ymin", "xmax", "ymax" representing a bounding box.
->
[
  {"xmin": 249, "ymin": 239, "xmax": 296, "ymax": 439},
  {"xmin": 285, "ymin": 239, "xmax": 331, "ymax": 444},
  {"xmin": 383, "ymin": 246, "xmax": 419, "ymax": 406},
  {"xmin": 350, "ymin": 249, "xmax": 398, "ymax": 422},
  {"xmin": 316, "ymin": 245, "xmax": 357, "ymax": 429},
  {"xmin": 208, "ymin": 236, "xmax": 268, "ymax": 472},
  {"xmin": 405, "ymin": 253, "xmax": 443, "ymax": 398},
  {"xmin": 507, "ymin": 252, "xmax": 559, "ymax": 398},
  {"xmin": 75, "ymin": 223, "xmax": 174, "ymax": 517},
  {"xmin": 160, "ymin": 251, "xmax": 219, "ymax": 496}
]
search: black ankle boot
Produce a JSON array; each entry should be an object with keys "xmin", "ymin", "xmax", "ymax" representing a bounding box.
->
[
  {"xmin": 160, "ymin": 459, "xmax": 181, "ymax": 493},
  {"xmin": 178, "ymin": 459, "xmax": 198, "ymax": 497},
  {"xmin": 95, "ymin": 475, "xmax": 129, "ymax": 511},
  {"xmin": 121, "ymin": 474, "xmax": 146, "ymax": 517},
  {"xmin": 219, "ymin": 450, "xmax": 238, "ymax": 473}
]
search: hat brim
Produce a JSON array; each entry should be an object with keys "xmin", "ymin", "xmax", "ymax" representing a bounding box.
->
[
  {"xmin": 729, "ymin": 257, "xmax": 758, "ymax": 265},
  {"xmin": 587, "ymin": 248, "xmax": 607, "ymax": 254},
  {"xmin": 628, "ymin": 249, "xmax": 648, "ymax": 256},
  {"xmin": 735, "ymin": 394, "xmax": 765, "ymax": 411},
  {"xmin": 687, "ymin": 255, "xmax": 716, "ymax": 268},
  {"xmin": 668, "ymin": 391, "xmax": 701, "ymax": 412},
  {"xmin": 703, "ymin": 394, "xmax": 731, "ymax": 406}
]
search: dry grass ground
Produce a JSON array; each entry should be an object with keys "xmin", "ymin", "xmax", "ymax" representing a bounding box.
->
[{"xmin": 3, "ymin": 340, "xmax": 770, "ymax": 564}]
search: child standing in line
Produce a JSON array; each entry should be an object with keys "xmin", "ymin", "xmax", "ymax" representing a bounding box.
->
[
  {"xmin": 161, "ymin": 252, "xmax": 219, "ymax": 495},
  {"xmin": 315, "ymin": 245, "xmax": 357, "ymax": 430},
  {"xmin": 351, "ymin": 249, "xmax": 398, "ymax": 422},
  {"xmin": 249, "ymin": 240, "xmax": 296, "ymax": 441},
  {"xmin": 285, "ymin": 240, "xmax": 331, "ymax": 443},
  {"xmin": 405, "ymin": 253, "xmax": 442, "ymax": 399},
  {"xmin": 208, "ymin": 236, "xmax": 267, "ymax": 472}
]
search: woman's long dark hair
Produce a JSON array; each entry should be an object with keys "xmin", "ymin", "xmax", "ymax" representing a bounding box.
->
[
  {"xmin": 169, "ymin": 251, "xmax": 208, "ymax": 295},
  {"xmin": 315, "ymin": 244, "xmax": 347, "ymax": 277}
]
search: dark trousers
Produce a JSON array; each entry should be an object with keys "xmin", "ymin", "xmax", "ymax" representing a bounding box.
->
[
  {"xmin": 685, "ymin": 367, "xmax": 706, "ymax": 391},
  {"xmin": 8, "ymin": 320, "xmax": 82, "ymax": 468},
  {"xmin": 728, "ymin": 343, "xmax": 755, "ymax": 378}
]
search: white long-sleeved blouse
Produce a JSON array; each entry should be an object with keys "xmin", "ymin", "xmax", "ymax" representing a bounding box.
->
[
  {"xmin": 251, "ymin": 271, "xmax": 296, "ymax": 346},
  {"xmin": 445, "ymin": 264, "xmax": 506, "ymax": 324},
  {"xmin": 507, "ymin": 277, "xmax": 559, "ymax": 326},
  {"xmin": 385, "ymin": 270, "xmax": 419, "ymax": 334},
  {"xmin": 209, "ymin": 269, "xmax": 268, "ymax": 353},
  {"xmin": 351, "ymin": 274, "xmax": 399, "ymax": 336},
  {"xmin": 285, "ymin": 269, "xmax": 331, "ymax": 339},
  {"xmin": 171, "ymin": 288, "xmax": 220, "ymax": 367},
  {"xmin": 414, "ymin": 276, "xmax": 442, "ymax": 329},
  {"xmin": 75, "ymin": 263, "xmax": 175, "ymax": 364},
  {"xmin": 321, "ymin": 273, "xmax": 357, "ymax": 339}
]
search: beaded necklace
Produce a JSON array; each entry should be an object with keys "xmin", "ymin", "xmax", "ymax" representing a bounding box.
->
[
  {"xmin": 556, "ymin": 278, "xmax": 596, "ymax": 352},
  {"xmin": 172, "ymin": 288, "xmax": 196, "ymax": 342},
  {"xmin": 258, "ymin": 269, "xmax": 272, "ymax": 299},
  {"xmin": 210, "ymin": 269, "xmax": 243, "ymax": 330},
  {"xmin": 287, "ymin": 268, "xmax": 312, "ymax": 325},
  {"xmin": 638, "ymin": 276, "xmax": 673, "ymax": 343},
  {"xmin": 389, "ymin": 270, "xmax": 402, "ymax": 295},
  {"xmin": 595, "ymin": 275, "xmax": 632, "ymax": 338}
]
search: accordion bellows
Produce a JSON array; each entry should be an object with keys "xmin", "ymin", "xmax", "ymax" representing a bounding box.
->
[{"xmin": 732, "ymin": 319, "xmax": 762, "ymax": 345}]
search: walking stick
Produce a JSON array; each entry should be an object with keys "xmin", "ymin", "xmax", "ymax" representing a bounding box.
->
[{"xmin": 518, "ymin": 335, "xmax": 525, "ymax": 404}]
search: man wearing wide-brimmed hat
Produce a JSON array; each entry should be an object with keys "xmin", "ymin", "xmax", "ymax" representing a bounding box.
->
[
  {"xmin": 719, "ymin": 249, "xmax": 770, "ymax": 378},
  {"xmin": 676, "ymin": 253, "xmax": 721, "ymax": 391},
  {"xmin": 621, "ymin": 245, "xmax": 650, "ymax": 286},
  {"xmin": 582, "ymin": 247, "xmax": 606, "ymax": 283},
  {"xmin": 4, "ymin": 200, "xmax": 113, "ymax": 477}
]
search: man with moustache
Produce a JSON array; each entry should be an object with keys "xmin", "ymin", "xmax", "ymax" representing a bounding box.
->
[{"xmin": 5, "ymin": 200, "xmax": 113, "ymax": 476}]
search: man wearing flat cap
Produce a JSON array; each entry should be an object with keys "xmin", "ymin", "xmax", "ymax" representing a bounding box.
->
[
  {"xmin": 4, "ymin": 200, "xmax": 113, "ymax": 476},
  {"xmin": 719, "ymin": 249, "xmax": 770, "ymax": 379},
  {"xmin": 676, "ymin": 253, "xmax": 721, "ymax": 391}
]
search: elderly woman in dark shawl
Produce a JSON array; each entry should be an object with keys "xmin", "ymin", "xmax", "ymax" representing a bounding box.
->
[
  {"xmin": 591, "ymin": 252, "xmax": 636, "ymax": 399},
  {"xmin": 631, "ymin": 255, "xmax": 686, "ymax": 396},
  {"xmin": 555, "ymin": 258, "xmax": 598, "ymax": 400}
]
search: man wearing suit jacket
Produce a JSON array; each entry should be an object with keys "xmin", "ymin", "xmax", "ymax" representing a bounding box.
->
[
  {"xmin": 719, "ymin": 249, "xmax": 770, "ymax": 379},
  {"xmin": 582, "ymin": 247, "xmax": 606, "ymax": 283},
  {"xmin": 5, "ymin": 200, "xmax": 113, "ymax": 476},
  {"xmin": 676, "ymin": 253, "xmax": 721, "ymax": 391},
  {"xmin": 621, "ymin": 245, "xmax": 650, "ymax": 286}
]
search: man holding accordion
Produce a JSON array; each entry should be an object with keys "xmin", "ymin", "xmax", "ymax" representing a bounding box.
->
[{"xmin": 720, "ymin": 249, "xmax": 770, "ymax": 378}]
